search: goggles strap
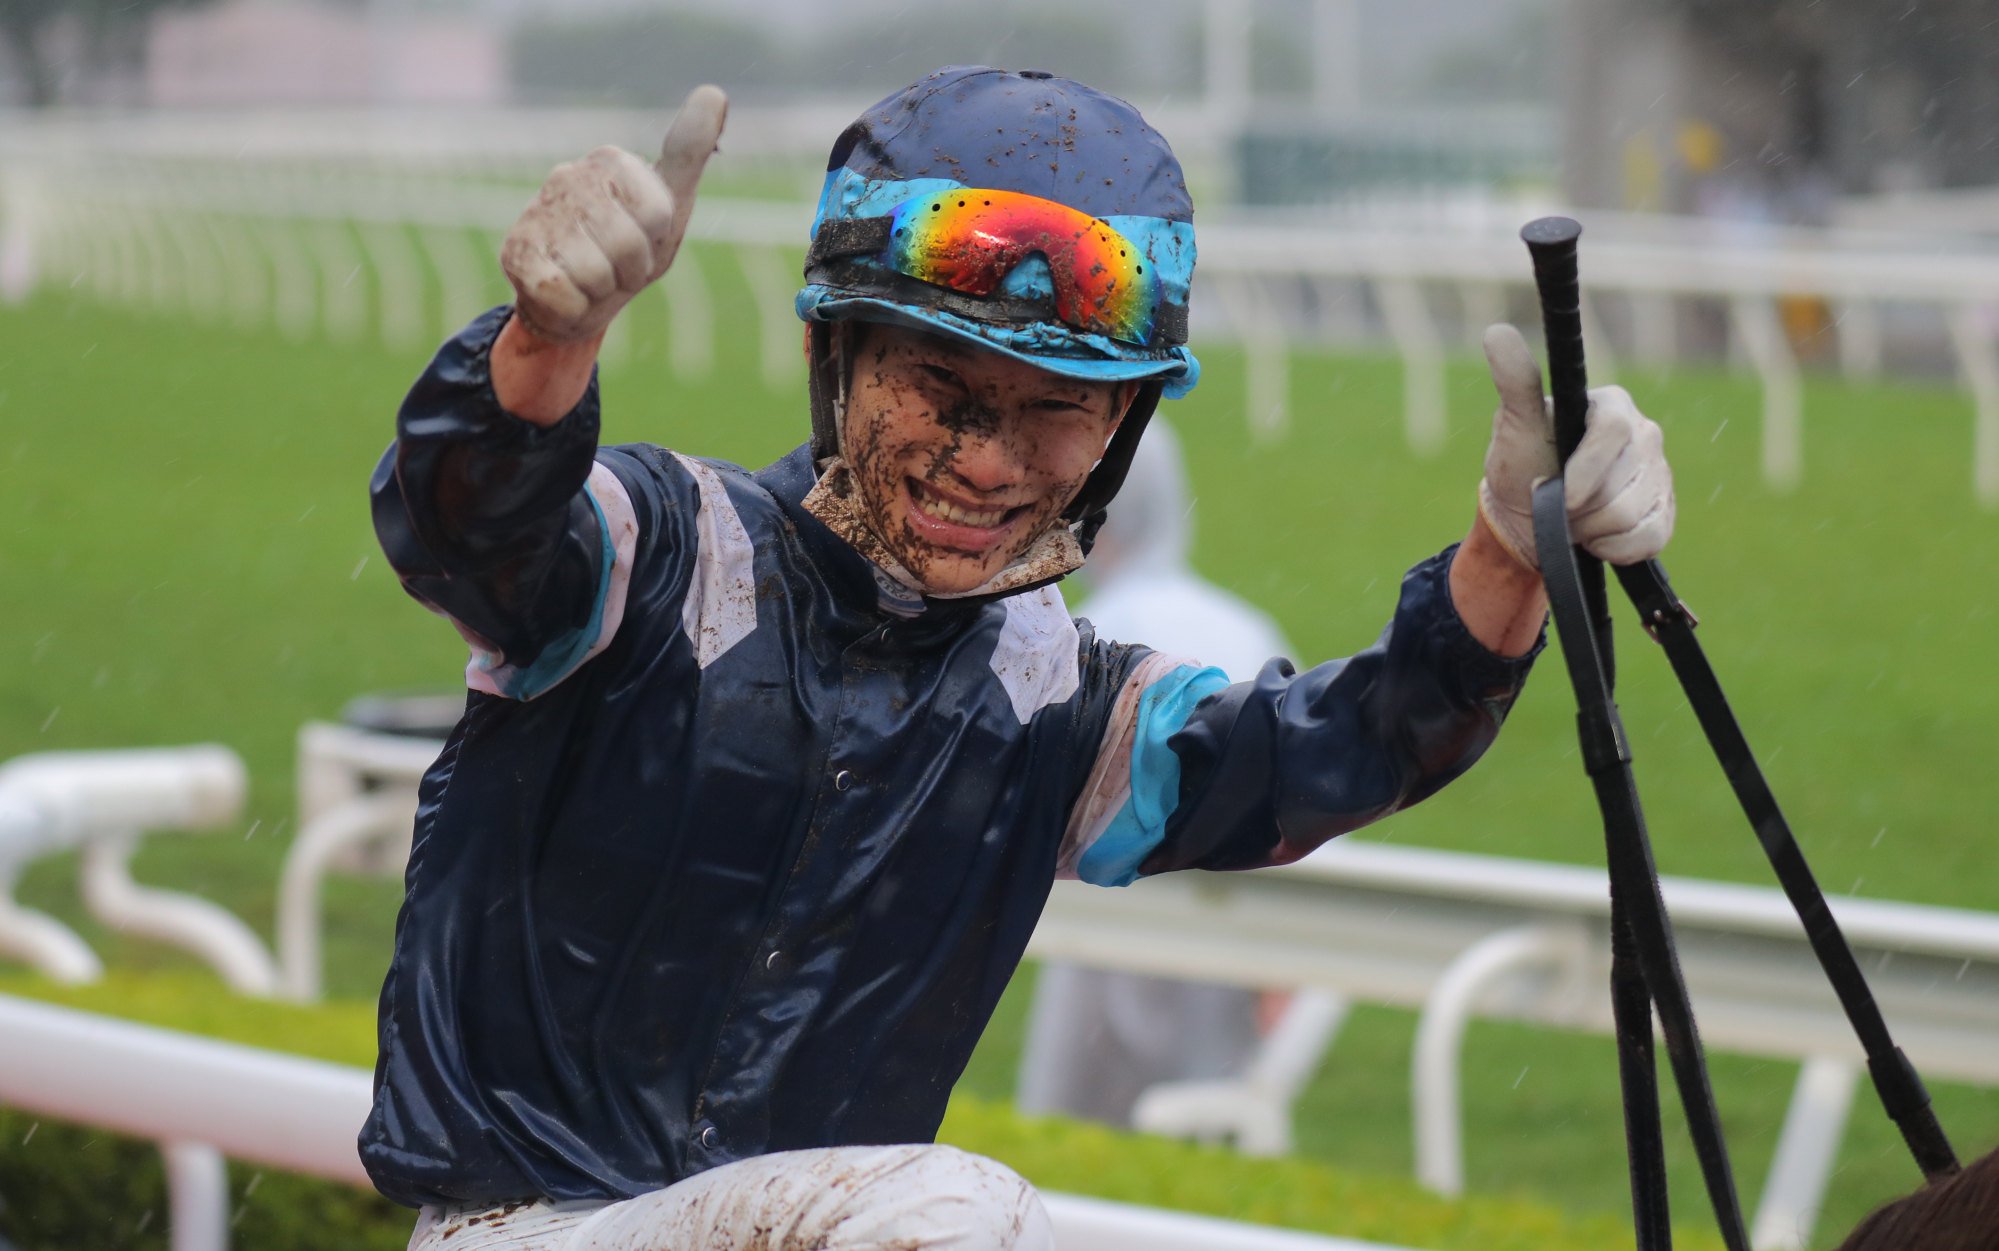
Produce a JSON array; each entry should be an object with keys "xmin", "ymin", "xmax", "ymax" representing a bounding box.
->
[{"xmin": 809, "ymin": 215, "xmax": 894, "ymax": 263}]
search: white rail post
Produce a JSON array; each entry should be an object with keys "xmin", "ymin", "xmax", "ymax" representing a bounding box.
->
[
  {"xmin": 1412, "ymin": 924, "xmax": 1585, "ymax": 1196},
  {"xmin": 1943, "ymin": 301, "xmax": 1999, "ymax": 508},
  {"xmin": 356, "ymin": 220, "xmax": 427, "ymax": 351},
  {"xmin": 598, "ymin": 305, "xmax": 634, "ymax": 367},
  {"xmin": 276, "ymin": 792, "xmax": 415, "ymax": 1002},
  {"xmin": 0, "ymin": 165, "xmax": 43, "ymax": 303},
  {"xmin": 1580, "ymin": 291, "xmax": 1619, "ymax": 383},
  {"xmin": 1459, "ymin": 281, "xmax": 1506, "ymax": 353},
  {"xmin": 1749, "ymin": 1056, "xmax": 1859, "ymax": 1251},
  {"xmin": 1630, "ymin": 293, "xmax": 1677, "ymax": 366},
  {"xmin": 163, "ymin": 211, "xmax": 227, "ymax": 323},
  {"xmin": 88, "ymin": 198, "xmax": 126, "ymax": 303},
  {"xmin": 162, "ymin": 1139, "xmax": 231, "ymax": 1251},
  {"xmin": 1729, "ymin": 295, "xmax": 1804, "ymax": 492},
  {"xmin": 307, "ymin": 218, "xmax": 368, "ymax": 344},
  {"xmin": 255, "ymin": 218, "xmax": 319, "ymax": 342},
  {"xmin": 738, "ymin": 245, "xmax": 804, "ymax": 392},
  {"xmin": 420, "ymin": 224, "xmax": 490, "ymax": 344},
  {"xmin": 665, "ymin": 245, "xmax": 716, "ymax": 380},
  {"xmin": 0, "ymin": 789, "xmax": 102, "ymax": 982},
  {"xmin": 83, "ymin": 198, "xmax": 119, "ymax": 301},
  {"xmin": 111, "ymin": 198, "xmax": 147, "ymax": 306},
  {"xmin": 1212, "ymin": 273, "xmax": 1291, "ymax": 442},
  {"xmin": 1834, "ymin": 300, "xmax": 1883, "ymax": 379},
  {"xmin": 1374, "ymin": 277, "xmax": 1446, "ymax": 456},
  {"xmin": 138, "ymin": 196, "xmax": 179, "ymax": 314},
  {"xmin": 281, "ymin": 721, "xmax": 440, "ymax": 1000},
  {"xmin": 80, "ymin": 832, "xmax": 281, "ymax": 997},
  {"xmin": 202, "ymin": 215, "xmax": 272, "ymax": 331},
  {"xmin": 1131, "ymin": 990, "xmax": 1349, "ymax": 1156}
]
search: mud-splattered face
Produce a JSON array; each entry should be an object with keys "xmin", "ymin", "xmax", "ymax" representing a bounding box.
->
[{"xmin": 841, "ymin": 323, "xmax": 1134, "ymax": 595}]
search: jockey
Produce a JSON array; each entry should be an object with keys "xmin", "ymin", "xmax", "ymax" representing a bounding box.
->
[{"xmin": 362, "ymin": 65, "xmax": 1673, "ymax": 1250}]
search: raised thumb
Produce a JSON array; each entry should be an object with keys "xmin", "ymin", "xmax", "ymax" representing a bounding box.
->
[{"xmin": 654, "ymin": 84, "xmax": 729, "ymax": 208}]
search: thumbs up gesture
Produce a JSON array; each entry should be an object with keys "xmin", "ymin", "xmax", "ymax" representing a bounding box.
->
[{"xmin": 500, "ymin": 85, "xmax": 727, "ymax": 344}]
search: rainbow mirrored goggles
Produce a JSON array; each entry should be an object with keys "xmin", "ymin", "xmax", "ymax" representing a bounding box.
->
[{"xmin": 807, "ymin": 188, "xmax": 1188, "ymax": 348}]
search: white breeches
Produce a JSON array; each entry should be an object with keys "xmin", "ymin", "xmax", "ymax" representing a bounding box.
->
[{"xmin": 406, "ymin": 1143, "xmax": 1053, "ymax": 1251}]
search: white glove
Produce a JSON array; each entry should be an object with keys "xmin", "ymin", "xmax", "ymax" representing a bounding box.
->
[
  {"xmin": 1477, "ymin": 323, "xmax": 1675, "ymax": 569},
  {"xmin": 500, "ymin": 85, "xmax": 728, "ymax": 344}
]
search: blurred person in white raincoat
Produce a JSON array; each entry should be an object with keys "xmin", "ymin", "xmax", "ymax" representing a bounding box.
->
[{"xmin": 1017, "ymin": 418, "xmax": 1294, "ymax": 1128}]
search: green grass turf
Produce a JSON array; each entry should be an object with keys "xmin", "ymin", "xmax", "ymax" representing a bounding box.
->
[{"xmin": 5, "ymin": 259, "xmax": 1999, "ymax": 1244}]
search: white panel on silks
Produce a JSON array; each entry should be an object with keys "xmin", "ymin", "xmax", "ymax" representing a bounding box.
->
[
  {"xmin": 671, "ymin": 453, "xmax": 758, "ymax": 668},
  {"xmin": 989, "ymin": 586, "xmax": 1081, "ymax": 725}
]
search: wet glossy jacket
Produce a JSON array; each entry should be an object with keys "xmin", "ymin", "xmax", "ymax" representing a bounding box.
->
[{"xmin": 359, "ymin": 309, "xmax": 1534, "ymax": 1207}]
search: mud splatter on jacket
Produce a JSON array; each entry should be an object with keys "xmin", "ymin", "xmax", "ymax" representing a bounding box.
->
[{"xmin": 359, "ymin": 307, "xmax": 1536, "ymax": 1208}]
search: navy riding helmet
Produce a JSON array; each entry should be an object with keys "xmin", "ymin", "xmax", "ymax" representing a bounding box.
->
[{"xmin": 795, "ymin": 65, "xmax": 1201, "ymax": 528}]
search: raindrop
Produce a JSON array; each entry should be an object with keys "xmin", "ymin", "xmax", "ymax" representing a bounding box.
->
[
  {"xmin": 298, "ymin": 505, "xmax": 316, "ymax": 523},
  {"xmin": 1870, "ymin": 827, "xmax": 1887, "ymax": 848},
  {"xmin": 136, "ymin": 1210, "xmax": 153, "ymax": 1233},
  {"xmin": 38, "ymin": 707, "xmax": 59, "ymax": 733},
  {"xmin": 244, "ymin": 1172, "xmax": 264, "ymax": 1197},
  {"xmin": 1512, "ymin": 1066, "xmax": 1530, "ymax": 1089},
  {"xmin": 350, "ymin": 555, "xmax": 370, "ymax": 581},
  {"xmin": 1710, "ymin": 419, "xmax": 1729, "ymax": 443},
  {"xmin": 1707, "ymin": 483, "xmax": 1725, "ymax": 504},
  {"xmin": 1956, "ymin": 960, "xmax": 1971, "ymax": 982},
  {"xmin": 21, "ymin": 1122, "xmax": 37, "ymax": 1144},
  {"xmin": 243, "ymin": 820, "xmax": 261, "ymax": 842}
]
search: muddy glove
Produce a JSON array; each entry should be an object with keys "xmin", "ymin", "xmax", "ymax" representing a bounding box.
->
[
  {"xmin": 500, "ymin": 84, "xmax": 727, "ymax": 344},
  {"xmin": 1476, "ymin": 323, "xmax": 1675, "ymax": 569}
]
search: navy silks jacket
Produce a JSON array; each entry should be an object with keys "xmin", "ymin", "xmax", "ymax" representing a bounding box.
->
[{"xmin": 359, "ymin": 307, "xmax": 1535, "ymax": 1208}]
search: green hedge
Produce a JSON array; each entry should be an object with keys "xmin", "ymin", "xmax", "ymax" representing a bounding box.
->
[{"xmin": 0, "ymin": 973, "xmax": 1717, "ymax": 1251}]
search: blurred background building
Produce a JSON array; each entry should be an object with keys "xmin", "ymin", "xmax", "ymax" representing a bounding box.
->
[{"xmin": 7, "ymin": 0, "xmax": 1997, "ymax": 218}]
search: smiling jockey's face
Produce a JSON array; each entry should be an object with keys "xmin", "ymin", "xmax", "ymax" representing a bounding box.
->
[{"xmin": 840, "ymin": 323, "xmax": 1133, "ymax": 596}]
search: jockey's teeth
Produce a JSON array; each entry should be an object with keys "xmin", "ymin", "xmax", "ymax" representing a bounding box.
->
[{"xmin": 916, "ymin": 491, "xmax": 1006, "ymax": 528}]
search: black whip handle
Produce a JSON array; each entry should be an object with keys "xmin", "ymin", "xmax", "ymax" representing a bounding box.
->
[{"xmin": 1522, "ymin": 217, "xmax": 1591, "ymax": 461}]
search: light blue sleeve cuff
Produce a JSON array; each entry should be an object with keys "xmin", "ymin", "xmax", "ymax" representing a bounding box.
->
[
  {"xmin": 1075, "ymin": 663, "xmax": 1232, "ymax": 887},
  {"xmin": 473, "ymin": 489, "xmax": 616, "ymax": 701}
]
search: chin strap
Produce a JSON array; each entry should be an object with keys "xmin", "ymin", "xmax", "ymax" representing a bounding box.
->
[
  {"xmin": 1064, "ymin": 381, "xmax": 1162, "ymax": 556},
  {"xmin": 807, "ymin": 322, "xmax": 848, "ymax": 469}
]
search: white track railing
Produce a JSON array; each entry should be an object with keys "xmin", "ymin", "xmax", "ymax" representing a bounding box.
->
[
  {"xmin": 1033, "ymin": 838, "xmax": 1999, "ymax": 1251},
  {"xmin": 0, "ymin": 993, "xmax": 1408, "ymax": 1251},
  {"xmin": 8, "ymin": 112, "xmax": 1999, "ymax": 503},
  {"xmin": 0, "ymin": 747, "xmax": 281, "ymax": 996}
]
